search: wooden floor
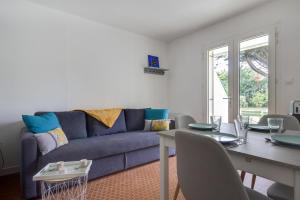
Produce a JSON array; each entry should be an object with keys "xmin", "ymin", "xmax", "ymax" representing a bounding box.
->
[
  {"xmin": 0, "ymin": 173, "xmax": 21, "ymax": 200},
  {"xmin": 0, "ymin": 158, "xmax": 272, "ymax": 200}
]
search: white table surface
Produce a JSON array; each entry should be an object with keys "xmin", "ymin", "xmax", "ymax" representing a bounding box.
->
[{"xmin": 33, "ymin": 160, "xmax": 92, "ymax": 182}]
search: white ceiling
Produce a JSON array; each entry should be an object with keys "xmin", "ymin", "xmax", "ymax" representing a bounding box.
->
[{"xmin": 30, "ymin": 0, "xmax": 273, "ymax": 42}]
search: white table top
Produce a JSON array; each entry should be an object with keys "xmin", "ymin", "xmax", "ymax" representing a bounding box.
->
[
  {"xmin": 158, "ymin": 124, "xmax": 300, "ymax": 170},
  {"xmin": 33, "ymin": 160, "xmax": 92, "ymax": 182}
]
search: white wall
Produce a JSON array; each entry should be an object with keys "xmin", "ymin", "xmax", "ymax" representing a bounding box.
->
[
  {"xmin": 168, "ymin": 0, "xmax": 300, "ymax": 121},
  {"xmin": 65, "ymin": 16, "xmax": 169, "ymax": 109},
  {"xmin": 0, "ymin": 0, "xmax": 168, "ymax": 174}
]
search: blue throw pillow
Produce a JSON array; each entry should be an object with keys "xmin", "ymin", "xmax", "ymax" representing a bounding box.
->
[
  {"xmin": 22, "ymin": 112, "xmax": 61, "ymax": 133},
  {"xmin": 145, "ymin": 108, "xmax": 169, "ymax": 120}
]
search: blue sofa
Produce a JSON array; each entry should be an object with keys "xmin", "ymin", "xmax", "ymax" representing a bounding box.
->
[{"xmin": 20, "ymin": 109, "xmax": 175, "ymax": 199}]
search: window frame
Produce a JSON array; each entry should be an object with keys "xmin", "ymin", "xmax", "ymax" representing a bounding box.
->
[
  {"xmin": 234, "ymin": 28, "xmax": 276, "ymax": 118},
  {"xmin": 203, "ymin": 27, "xmax": 277, "ymax": 122}
]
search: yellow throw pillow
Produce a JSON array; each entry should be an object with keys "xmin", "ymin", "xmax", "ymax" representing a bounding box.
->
[
  {"xmin": 49, "ymin": 128, "xmax": 69, "ymax": 147},
  {"xmin": 34, "ymin": 128, "xmax": 68, "ymax": 155},
  {"xmin": 151, "ymin": 120, "xmax": 170, "ymax": 131}
]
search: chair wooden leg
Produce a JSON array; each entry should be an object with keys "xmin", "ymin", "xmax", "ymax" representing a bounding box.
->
[
  {"xmin": 173, "ymin": 182, "xmax": 180, "ymax": 200},
  {"xmin": 240, "ymin": 171, "xmax": 246, "ymax": 183},
  {"xmin": 251, "ymin": 174, "xmax": 257, "ymax": 189}
]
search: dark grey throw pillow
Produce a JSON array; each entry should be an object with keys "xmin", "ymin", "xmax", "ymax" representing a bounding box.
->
[
  {"xmin": 86, "ymin": 110, "xmax": 127, "ymax": 137},
  {"xmin": 124, "ymin": 109, "xmax": 145, "ymax": 131},
  {"xmin": 35, "ymin": 111, "xmax": 87, "ymax": 140}
]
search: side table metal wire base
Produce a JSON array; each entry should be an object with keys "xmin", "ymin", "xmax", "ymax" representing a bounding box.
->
[{"xmin": 40, "ymin": 175, "xmax": 88, "ymax": 200}]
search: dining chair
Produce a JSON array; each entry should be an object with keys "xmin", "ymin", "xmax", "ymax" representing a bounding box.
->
[
  {"xmin": 173, "ymin": 115, "xmax": 196, "ymax": 200},
  {"xmin": 259, "ymin": 115, "xmax": 299, "ymax": 200},
  {"xmin": 259, "ymin": 114, "xmax": 300, "ymax": 131},
  {"xmin": 175, "ymin": 131, "xmax": 269, "ymax": 200},
  {"xmin": 175, "ymin": 115, "xmax": 196, "ymax": 129}
]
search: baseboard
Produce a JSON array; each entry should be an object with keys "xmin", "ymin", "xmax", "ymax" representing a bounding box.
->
[{"xmin": 0, "ymin": 165, "xmax": 19, "ymax": 176}]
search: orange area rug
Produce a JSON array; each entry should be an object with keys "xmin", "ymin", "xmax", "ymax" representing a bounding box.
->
[
  {"xmin": 86, "ymin": 157, "xmax": 272, "ymax": 200},
  {"xmin": 86, "ymin": 157, "xmax": 184, "ymax": 200}
]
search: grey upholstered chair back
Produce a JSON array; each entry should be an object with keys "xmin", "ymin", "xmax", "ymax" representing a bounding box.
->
[
  {"xmin": 175, "ymin": 131, "xmax": 250, "ymax": 200},
  {"xmin": 175, "ymin": 115, "xmax": 196, "ymax": 129},
  {"xmin": 259, "ymin": 114, "xmax": 300, "ymax": 130}
]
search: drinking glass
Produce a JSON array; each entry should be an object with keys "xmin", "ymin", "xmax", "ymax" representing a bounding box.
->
[
  {"xmin": 234, "ymin": 119, "xmax": 248, "ymax": 144},
  {"xmin": 267, "ymin": 118, "xmax": 284, "ymax": 138},
  {"xmin": 237, "ymin": 115, "xmax": 249, "ymax": 129},
  {"xmin": 210, "ymin": 116, "xmax": 222, "ymax": 132}
]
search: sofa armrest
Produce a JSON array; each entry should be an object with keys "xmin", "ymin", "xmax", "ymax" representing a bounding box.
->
[{"xmin": 20, "ymin": 127, "xmax": 39, "ymax": 199}]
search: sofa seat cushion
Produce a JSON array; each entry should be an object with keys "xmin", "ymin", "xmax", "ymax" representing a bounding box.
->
[
  {"xmin": 36, "ymin": 111, "xmax": 87, "ymax": 140},
  {"xmin": 38, "ymin": 131, "xmax": 159, "ymax": 169},
  {"xmin": 87, "ymin": 110, "xmax": 127, "ymax": 137}
]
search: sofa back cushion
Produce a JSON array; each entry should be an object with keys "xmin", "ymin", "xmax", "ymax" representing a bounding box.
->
[
  {"xmin": 35, "ymin": 111, "xmax": 87, "ymax": 140},
  {"xmin": 86, "ymin": 110, "xmax": 127, "ymax": 137},
  {"xmin": 124, "ymin": 109, "xmax": 145, "ymax": 131}
]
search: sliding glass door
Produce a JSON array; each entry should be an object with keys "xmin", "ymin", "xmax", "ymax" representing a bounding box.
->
[
  {"xmin": 206, "ymin": 31, "xmax": 275, "ymax": 123},
  {"xmin": 239, "ymin": 35, "xmax": 270, "ymax": 123},
  {"xmin": 208, "ymin": 45, "xmax": 232, "ymax": 123}
]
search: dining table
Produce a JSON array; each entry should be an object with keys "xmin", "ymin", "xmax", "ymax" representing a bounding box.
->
[{"xmin": 158, "ymin": 123, "xmax": 300, "ymax": 200}]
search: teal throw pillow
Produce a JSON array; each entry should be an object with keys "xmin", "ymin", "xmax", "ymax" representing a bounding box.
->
[
  {"xmin": 145, "ymin": 108, "xmax": 169, "ymax": 120},
  {"xmin": 22, "ymin": 112, "xmax": 61, "ymax": 133}
]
